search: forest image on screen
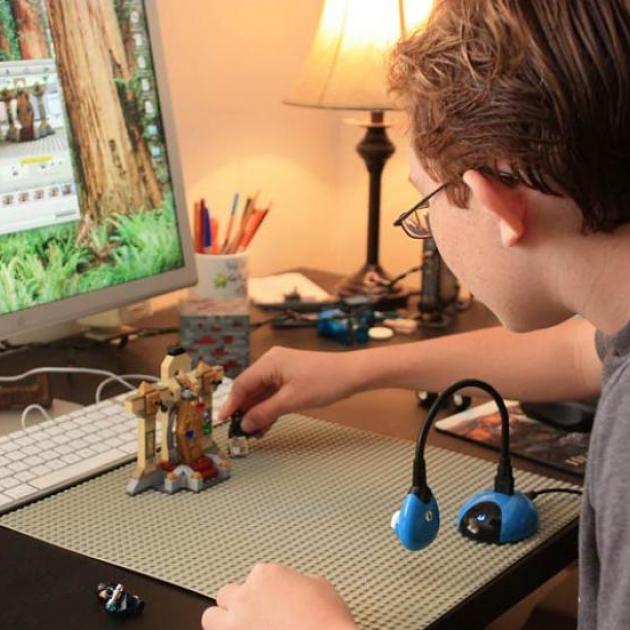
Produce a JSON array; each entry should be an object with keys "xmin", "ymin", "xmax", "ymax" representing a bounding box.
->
[{"xmin": 0, "ymin": 0, "xmax": 184, "ymax": 315}]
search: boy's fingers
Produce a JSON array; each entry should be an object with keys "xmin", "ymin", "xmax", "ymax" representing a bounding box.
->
[
  {"xmin": 201, "ymin": 604, "xmax": 227, "ymax": 629},
  {"xmin": 241, "ymin": 390, "xmax": 290, "ymax": 434},
  {"xmin": 218, "ymin": 394, "xmax": 238, "ymax": 422},
  {"xmin": 216, "ymin": 582, "xmax": 241, "ymax": 609},
  {"xmin": 218, "ymin": 364, "xmax": 271, "ymax": 421}
]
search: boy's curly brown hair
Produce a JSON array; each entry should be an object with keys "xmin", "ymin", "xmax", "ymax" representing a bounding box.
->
[{"xmin": 389, "ymin": 0, "xmax": 630, "ymax": 232}]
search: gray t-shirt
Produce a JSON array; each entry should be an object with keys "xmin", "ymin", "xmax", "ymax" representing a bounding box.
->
[{"xmin": 579, "ymin": 320, "xmax": 630, "ymax": 629}]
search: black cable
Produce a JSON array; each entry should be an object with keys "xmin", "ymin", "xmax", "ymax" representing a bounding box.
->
[
  {"xmin": 413, "ymin": 379, "xmax": 514, "ymax": 496},
  {"xmin": 384, "ymin": 265, "xmax": 422, "ymax": 290},
  {"xmin": 526, "ymin": 488, "xmax": 582, "ymax": 500}
]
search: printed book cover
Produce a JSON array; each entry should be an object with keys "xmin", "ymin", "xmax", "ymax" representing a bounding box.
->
[{"xmin": 435, "ymin": 400, "xmax": 589, "ymax": 477}]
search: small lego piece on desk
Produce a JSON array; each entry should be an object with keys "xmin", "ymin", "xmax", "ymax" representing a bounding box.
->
[
  {"xmin": 228, "ymin": 410, "xmax": 249, "ymax": 457},
  {"xmin": 96, "ymin": 582, "xmax": 144, "ymax": 617},
  {"xmin": 227, "ymin": 410, "xmax": 263, "ymax": 457}
]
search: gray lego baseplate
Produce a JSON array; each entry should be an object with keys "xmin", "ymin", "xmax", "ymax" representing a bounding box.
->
[{"xmin": 0, "ymin": 413, "xmax": 581, "ymax": 629}]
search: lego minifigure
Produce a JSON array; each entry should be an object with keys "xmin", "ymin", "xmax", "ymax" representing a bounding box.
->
[
  {"xmin": 96, "ymin": 582, "xmax": 144, "ymax": 617},
  {"xmin": 227, "ymin": 410, "xmax": 249, "ymax": 457}
]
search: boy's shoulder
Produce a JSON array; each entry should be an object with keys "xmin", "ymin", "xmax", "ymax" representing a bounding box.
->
[{"xmin": 595, "ymin": 320, "xmax": 630, "ymax": 383}]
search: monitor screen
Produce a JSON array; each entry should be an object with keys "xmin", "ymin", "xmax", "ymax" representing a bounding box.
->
[{"xmin": 0, "ymin": 0, "xmax": 193, "ymax": 331}]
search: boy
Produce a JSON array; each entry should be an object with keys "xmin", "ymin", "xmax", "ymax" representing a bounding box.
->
[{"xmin": 203, "ymin": 1, "xmax": 630, "ymax": 628}]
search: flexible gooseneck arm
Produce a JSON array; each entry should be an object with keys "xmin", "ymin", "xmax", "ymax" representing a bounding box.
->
[{"xmin": 412, "ymin": 379, "xmax": 514, "ymax": 496}]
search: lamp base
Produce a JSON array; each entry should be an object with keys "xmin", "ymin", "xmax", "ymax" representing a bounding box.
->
[{"xmin": 335, "ymin": 263, "xmax": 409, "ymax": 307}]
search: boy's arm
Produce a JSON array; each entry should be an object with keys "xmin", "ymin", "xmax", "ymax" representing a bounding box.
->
[
  {"xmin": 220, "ymin": 317, "xmax": 602, "ymax": 433},
  {"xmin": 353, "ymin": 317, "xmax": 602, "ymax": 401}
]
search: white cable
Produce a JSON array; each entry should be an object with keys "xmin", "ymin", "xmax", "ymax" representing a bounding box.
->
[
  {"xmin": 21, "ymin": 404, "xmax": 53, "ymax": 430},
  {"xmin": 0, "ymin": 367, "xmax": 157, "ymax": 412},
  {"xmin": 95, "ymin": 373, "xmax": 158, "ymax": 403},
  {"xmin": 0, "ymin": 366, "xmax": 141, "ymax": 389}
]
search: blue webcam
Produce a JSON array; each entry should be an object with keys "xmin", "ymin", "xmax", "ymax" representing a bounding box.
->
[{"xmin": 391, "ymin": 379, "xmax": 539, "ymax": 551}]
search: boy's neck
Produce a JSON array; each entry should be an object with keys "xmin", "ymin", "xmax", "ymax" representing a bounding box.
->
[{"xmin": 560, "ymin": 223, "xmax": 630, "ymax": 336}]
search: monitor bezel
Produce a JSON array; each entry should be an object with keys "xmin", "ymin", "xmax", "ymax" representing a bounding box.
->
[{"xmin": 0, "ymin": 1, "xmax": 196, "ymax": 339}]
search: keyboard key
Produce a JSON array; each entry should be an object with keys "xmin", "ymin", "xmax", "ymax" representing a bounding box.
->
[
  {"xmin": 4, "ymin": 484, "xmax": 36, "ymax": 500},
  {"xmin": 0, "ymin": 468, "xmax": 12, "ymax": 479},
  {"xmin": 8, "ymin": 461, "xmax": 27, "ymax": 473},
  {"xmin": 0, "ymin": 456, "xmax": 10, "ymax": 467},
  {"xmin": 35, "ymin": 439, "xmax": 56, "ymax": 451},
  {"xmin": 51, "ymin": 435, "xmax": 71, "ymax": 446},
  {"xmin": 25, "ymin": 456, "xmax": 44, "ymax": 466},
  {"xmin": 55, "ymin": 445, "xmax": 73, "ymax": 456},
  {"xmin": 13, "ymin": 437, "xmax": 33, "ymax": 448},
  {"xmin": 6, "ymin": 452, "xmax": 24, "ymax": 462},
  {"xmin": 22, "ymin": 446, "xmax": 40, "ymax": 456},
  {"xmin": 120, "ymin": 442, "xmax": 138, "ymax": 455},
  {"xmin": 31, "ymin": 450, "xmax": 128, "ymax": 490},
  {"xmin": 0, "ymin": 493, "xmax": 13, "ymax": 507},
  {"xmin": 0, "ymin": 477, "xmax": 19, "ymax": 489},
  {"xmin": 98, "ymin": 428, "xmax": 117, "ymax": 439},
  {"xmin": 75, "ymin": 448, "xmax": 95, "ymax": 459},
  {"xmin": 31, "ymin": 465, "xmax": 51, "ymax": 476},
  {"xmin": 48, "ymin": 459, "xmax": 65, "ymax": 471},
  {"xmin": 15, "ymin": 471, "xmax": 35, "ymax": 483}
]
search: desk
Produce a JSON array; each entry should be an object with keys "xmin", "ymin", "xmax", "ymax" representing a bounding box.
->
[{"xmin": 0, "ymin": 270, "xmax": 578, "ymax": 629}]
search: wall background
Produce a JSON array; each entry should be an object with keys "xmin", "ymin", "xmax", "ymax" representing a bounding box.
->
[{"xmin": 154, "ymin": 0, "xmax": 422, "ymax": 301}]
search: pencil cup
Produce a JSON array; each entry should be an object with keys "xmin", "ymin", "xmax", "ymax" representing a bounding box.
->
[{"xmin": 191, "ymin": 252, "xmax": 248, "ymax": 300}]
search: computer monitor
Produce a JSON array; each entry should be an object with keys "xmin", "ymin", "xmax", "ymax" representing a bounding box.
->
[{"xmin": 0, "ymin": 0, "xmax": 195, "ymax": 338}]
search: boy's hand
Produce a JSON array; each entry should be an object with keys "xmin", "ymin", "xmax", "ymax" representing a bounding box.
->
[
  {"xmin": 201, "ymin": 563, "xmax": 357, "ymax": 630},
  {"xmin": 218, "ymin": 346, "xmax": 357, "ymax": 435}
]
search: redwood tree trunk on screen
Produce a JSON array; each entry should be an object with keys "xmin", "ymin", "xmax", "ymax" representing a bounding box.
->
[
  {"xmin": 45, "ymin": 0, "xmax": 161, "ymax": 227},
  {"xmin": 0, "ymin": 20, "xmax": 9, "ymax": 57},
  {"xmin": 13, "ymin": 0, "xmax": 50, "ymax": 59}
]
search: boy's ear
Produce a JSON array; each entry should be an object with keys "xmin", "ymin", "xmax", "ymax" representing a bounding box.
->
[{"xmin": 463, "ymin": 170, "xmax": 527, "ymax": 247}]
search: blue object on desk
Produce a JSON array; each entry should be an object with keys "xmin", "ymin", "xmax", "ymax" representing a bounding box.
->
[
  {"xmin": 391, "ymin": 492, "xmax": 440, "ymax": 551},
  {"xmin": 316, "ymin": 308, "xmax": 374, "ymax": 345},
  {"xmin": 457, "ymin": 490, "xmax": 538, "ymax": 544}
]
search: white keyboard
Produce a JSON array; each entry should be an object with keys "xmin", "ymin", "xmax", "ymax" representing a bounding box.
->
[{"xmin": 0, "ymin": 380, "xmax": 231, "ymax": 514}]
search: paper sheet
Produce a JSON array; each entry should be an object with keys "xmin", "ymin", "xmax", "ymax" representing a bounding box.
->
[{"xmin": 248, "ymin": 272, "xmax": 333, "ymax": 305}]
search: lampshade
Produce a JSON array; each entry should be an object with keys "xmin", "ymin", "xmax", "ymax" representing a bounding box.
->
[{"xmin": 285, "ymin": 0, "xmax": 433, "ymax": 111}]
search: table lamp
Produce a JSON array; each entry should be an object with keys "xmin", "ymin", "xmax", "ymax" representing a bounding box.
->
[{"xmin": 285, "ymin": 0, "xmax": 433, "ymax": 301}]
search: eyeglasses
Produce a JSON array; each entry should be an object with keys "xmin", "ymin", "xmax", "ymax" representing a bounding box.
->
[
  {"xmin": 393, "ymin": 182, "xmax": 449, "ymax": 240},
  {"xmin": 394, "ymin": 170, "xmax": 518, "ymax": 239}
]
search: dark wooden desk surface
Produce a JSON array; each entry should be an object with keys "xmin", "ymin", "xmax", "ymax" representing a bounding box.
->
[{"xmin": 0, "ymin": 269, "xmax": 579, "ymax": 630}]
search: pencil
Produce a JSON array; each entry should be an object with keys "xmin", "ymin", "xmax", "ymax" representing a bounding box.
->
[
  {"xmin": 221, "ymin": 193, "xmax": 239, "ymax": 254},
  {"xmin": 202, "ymin": 202, "xmax": 212, "ymax": 253},
  {"xmin": 193, "ymin": 200, "xmax": 201, "ymax": 253},
  {"xmin": 227, "ymin": 195, "xmax": 254, "ymax": 254},
  {"xmin": 211, "ymin": 218, "xmax": 220, "ymax": 255},
  {"xmin": 238, "ymin": 207, "xmax": 269, "ymax": 251}
]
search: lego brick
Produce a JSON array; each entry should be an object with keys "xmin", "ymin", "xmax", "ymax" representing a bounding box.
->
[{"xmin": 180, "ymin": 312, "xmax": 250, "ymax": 378}]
